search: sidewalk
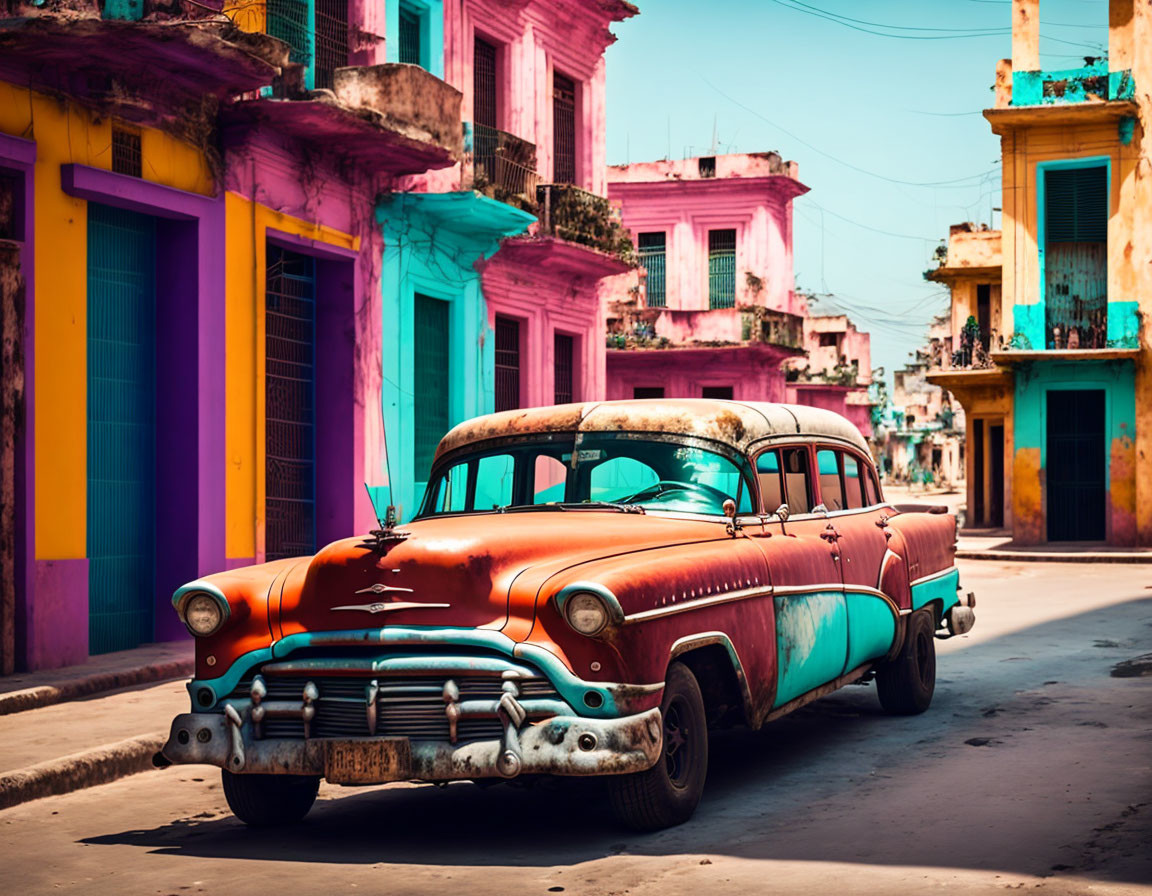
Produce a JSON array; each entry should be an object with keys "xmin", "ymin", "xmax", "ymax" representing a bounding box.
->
[
  {"xmin": 956, "ymin": 535, "xmax": 1152, "ymax": 563},
  {"xmin": 0, "ymin": 642, "xmax": 193, "ymax": 810}
]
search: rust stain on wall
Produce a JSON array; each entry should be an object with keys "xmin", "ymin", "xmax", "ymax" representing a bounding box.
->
[
  {"xmin": 1012, "ymin": 448, "xmax": 1044, "ymax": 545},
  {"xmin": 1108, "ymin": 434, "xmax": 1137, "ymax": 545}
]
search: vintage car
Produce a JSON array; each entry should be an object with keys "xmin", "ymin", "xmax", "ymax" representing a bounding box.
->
[{"xmin": 157, "ymin": 399, "xmax": 975, "ymax": 830}]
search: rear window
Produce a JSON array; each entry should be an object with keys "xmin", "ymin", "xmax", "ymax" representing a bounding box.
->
[{"xmin": 843, "ymin": 454, "xmax": 864, "ymax": 509}]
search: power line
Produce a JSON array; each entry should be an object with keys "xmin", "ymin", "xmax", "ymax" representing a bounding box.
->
[{"xmin": 699, "ymin": 75, "xmax": 1001, "ymax": 188}]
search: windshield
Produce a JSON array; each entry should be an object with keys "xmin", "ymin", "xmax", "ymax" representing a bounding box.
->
[{"xmin": 419, "ymin": 433, "xmax": 755, "ymax": 517}]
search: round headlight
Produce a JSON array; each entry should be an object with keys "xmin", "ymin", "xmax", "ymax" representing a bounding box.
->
[
  {"xmin": 565, "ymin": 592, "xmax": 609, "ymax": 636},
  {"xmin": 184, "ymin": 593, "xmax": 224, "ymax": 637}
]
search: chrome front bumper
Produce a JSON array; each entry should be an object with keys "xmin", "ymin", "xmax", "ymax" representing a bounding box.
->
[{"xmin": 157, "ymin": 707, "xmax": 662, "ymax": 783}]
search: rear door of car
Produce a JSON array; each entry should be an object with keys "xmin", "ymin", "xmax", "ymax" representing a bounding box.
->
[
  {"xmin": 814, "ymin": 445, "xmax": 898, "ymax": 672},
  {"xmin": 750, "ymin": 442, "xmax": 848, "ymax": 712}
]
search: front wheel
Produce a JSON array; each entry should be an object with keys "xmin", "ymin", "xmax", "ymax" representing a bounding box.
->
[
  {"xmin": 221, "ymin": 770, "xmax": 320, "ymax": 826},
  {"xmin": 876, "ymin": 608, "xmax": 936, "ymax": 715},
  {"xmin": 608, "ymin": 661, "xmax": 708, "ymax": 831}
]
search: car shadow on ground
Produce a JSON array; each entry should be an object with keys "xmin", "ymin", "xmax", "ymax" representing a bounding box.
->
[{"xmin": 81, "ymin": 597, "xmax": 1152, "ymax": 885}]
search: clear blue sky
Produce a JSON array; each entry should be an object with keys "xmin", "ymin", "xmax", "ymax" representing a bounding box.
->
[{"xmin": 603, "ymin": 0, "xmax": 1110, "ymax": 381}]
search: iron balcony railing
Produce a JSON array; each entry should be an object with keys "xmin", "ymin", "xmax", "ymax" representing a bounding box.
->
[
  {"xmin": 536, "ymin": 183, "xmax": 636, "ymax": 263},
  {"xmin": 471, "ymin": 123, "xmax": 539, "ymax": 204}
]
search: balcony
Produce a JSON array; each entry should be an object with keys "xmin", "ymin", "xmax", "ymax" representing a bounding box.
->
[
  {"xmin": 467, "ymin": 123, "xmax": 539, "ymax": 207},
  {"xmin": 607, "ymin": 306, "xmax": 804, "ymax": 355},
  {"xmin": 224, "ymin": 63, "xmax": 463, "ymax": 177},
  {"xmin": 1012, "ymin": 60, "xmax": 1135, "ymax": 107},
  {"xmin": 536, "ymin": 183, "xmax": 636, "ymax": 265},
  {"xmin": 0, "ymin": 2, "xmax": 284, "ymax": 116},
  {"xmin": 743, "ymin": 307, "xmax": 804, "ymax": 351}
]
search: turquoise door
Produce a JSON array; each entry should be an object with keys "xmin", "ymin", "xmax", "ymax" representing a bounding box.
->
[{"xmin": 87, "ymin": 203, "xmax": 156, "ymax": 654}]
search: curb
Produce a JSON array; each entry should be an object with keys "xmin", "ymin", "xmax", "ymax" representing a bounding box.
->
[
  {"xmin": 957, "ymin": 550, "xmax": 1152, "ymax": 564},
  {"xmin": 0, "ymin": 732, "xmax": 166, "ymax": 810},
  {"xmin": 0, "ymin": 658, "xmax": 193, "ymax": 716}
]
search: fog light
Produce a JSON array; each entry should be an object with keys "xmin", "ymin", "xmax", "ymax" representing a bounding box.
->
[{"xmin": 577, "ymin": 733, "xmax": 597, "ymax": 752}]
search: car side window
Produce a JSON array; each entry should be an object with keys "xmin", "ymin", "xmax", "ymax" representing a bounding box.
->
[
  {"xmin": 864, "ymin": 465, "xmax": 881, "ymax": 505},
  {"xmin": 842, "ymin": 453, "xmax": 864, "ymax": 509},
  {"xmin": 756, "ymin": 450, "xmax": 785, "ymax": 514},
  {"xmin": 817, "ymin": 449, "xmax": 844, "ymax": 511},
  {"xmin": 475, "ymin": 454, "xmax": 515, "ymax": 510},
  {"xmin": 780, "ymin": 447, "xmax": 812, "ymax": 514}
]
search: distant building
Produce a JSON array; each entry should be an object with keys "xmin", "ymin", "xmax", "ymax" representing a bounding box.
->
[
  {"xmin": 602, "ymin": 152, "xmax": 809, "ymax": 403},
  {"xmin": 928, "ymin": 0, "xmax": 1151, "ymax": 545},
  {"xmin": 784, "ymin": 295, "xmax": 874, "ymax": 439},
  {"xmin": 925, "ymin": 223, "xmax": 1006, "ymax": 527}
]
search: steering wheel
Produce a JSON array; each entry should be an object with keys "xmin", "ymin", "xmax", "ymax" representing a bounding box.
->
[{"xmin": 621, "ymin": 479, "xmax": 732, "ymax": 507}]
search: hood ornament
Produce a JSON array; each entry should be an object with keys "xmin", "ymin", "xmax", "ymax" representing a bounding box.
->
[{"xmin": 331, "ymin": 600, "xmax": 450, "ymax": 615}]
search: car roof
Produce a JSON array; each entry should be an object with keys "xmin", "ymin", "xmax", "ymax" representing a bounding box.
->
[{"xmin": 434, "ymin": 399, "xmax": 870, "ymax": 464}]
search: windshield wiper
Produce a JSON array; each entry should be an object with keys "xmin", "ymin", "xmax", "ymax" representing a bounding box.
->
[{"xmin": 493, "ymin": 501, "xmax": 645, "ymax": 514}]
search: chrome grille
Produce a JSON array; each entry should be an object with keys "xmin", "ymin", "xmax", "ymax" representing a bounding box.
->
[{"xmin": 232, "ymin": 674, "xmax": 560, "ymax": 742}]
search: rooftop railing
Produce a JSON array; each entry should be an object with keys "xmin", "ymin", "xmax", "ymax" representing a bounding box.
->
[{"xmin": 536, "ymin": 183, "xmax": 635, "ymax": 263}]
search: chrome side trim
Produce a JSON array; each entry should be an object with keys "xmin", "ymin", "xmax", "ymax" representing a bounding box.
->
[
  {"xmin": 624, "ymin": 585, "xmax": 773, "ymax": 623},
  {"xmin": 877, "ymin": 548, "xmax": 901, "ymax": 590},
  {"xmin": 668, "ymin": 631, "xmax": 755, "ymax": 721},
  {"xmin": 909, "ymin": 566, "xmax": 958, "ymax": 589}
]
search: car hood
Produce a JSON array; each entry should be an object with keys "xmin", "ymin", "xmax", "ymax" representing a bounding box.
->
[{"xmin": 273, "ymin": 510, "xmax": 728, "ymax": 639}]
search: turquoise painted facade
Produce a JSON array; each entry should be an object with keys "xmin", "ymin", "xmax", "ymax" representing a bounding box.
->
[
  {"xmin": 1012, "ymin": 359, "xmax": 1136, "ymax": 469},
  {"xmin": 377, "ymin": 193, "xmax": 534, "ymax": 520},
  {"xmin": 386, "ymin": 0, "xmax": 445, "ymax": 78},
  {"xmin": 1011, "ymin": 156, "xmax": 1140, "ymax": 350},
  {"xmin": 1011, "ymin": 61, "xmax": 1135, "ymax": 107}
]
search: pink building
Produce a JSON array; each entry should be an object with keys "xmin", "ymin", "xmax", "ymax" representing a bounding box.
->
[
  {"xmin": 603, "ymin": 152, "xmax": 810, "ymax": 402},
  {"xmin": 406, "ymin": 0, "xmax": 636, "ymax": 406},
  {"xmin": 784, "ymin": 296, "xmax": 874, "ymax": 437}
]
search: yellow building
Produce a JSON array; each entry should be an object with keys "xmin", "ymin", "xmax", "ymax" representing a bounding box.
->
[{"xmin": 929, "ymin": 0, "xmax": 1151, "ymax": 547}]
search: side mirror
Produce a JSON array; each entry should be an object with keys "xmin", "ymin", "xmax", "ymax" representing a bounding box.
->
[
  {"xmin": 775, "ymin": 503, "xmax": 790, "ymax": 522},
  {"xmin": 812, "ymin": 503, "xmax": 829, "ymax": 517},
  {"xmin": 722, "ymin": 498, "xmax": 737, "ymax": 519}
]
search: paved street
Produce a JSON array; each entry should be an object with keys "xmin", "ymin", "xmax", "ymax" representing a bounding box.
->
[{"xmin": 3, "ymin": 559, "xmax": 1150, "ymax": 896}]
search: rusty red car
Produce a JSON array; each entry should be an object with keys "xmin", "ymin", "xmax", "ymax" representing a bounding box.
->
[{"xmin": 157, "ymin": 399, "xmax": 975, "ymax": 830}]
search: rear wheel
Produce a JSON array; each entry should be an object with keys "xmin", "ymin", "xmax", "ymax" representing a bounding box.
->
[
  {"xmin": 608, "ymin": 661, "xmax": 708, "ymax": 831},
  {"xmin": 221, "ymin": 770, "xmax": 320, "ymax": 826},
  {"xmin": 876, "ymin": 608, "xmax": 936, "ymax": 715}
]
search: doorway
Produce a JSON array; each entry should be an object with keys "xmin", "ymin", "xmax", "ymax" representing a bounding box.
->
[
  {"xmin": 87, "ymin": 203, "xmax": 157, "ymax": 653},
  {"xmin": 1046, "ymin": 389, "xmax": 1105, "ymax": 541}
]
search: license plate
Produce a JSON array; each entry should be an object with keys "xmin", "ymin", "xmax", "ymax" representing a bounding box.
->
[{"xmin": 323, "ymin": 738, "xmax": 412, "ymax": 784}]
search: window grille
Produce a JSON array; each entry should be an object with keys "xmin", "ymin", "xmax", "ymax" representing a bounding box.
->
[
  {"xmin": 708, "ymin": 229, "xmax": 736, "ymax": 309},
  {"xmin": 473, "ymin": 37, "xmax": 498, "ymax": 128},
  {"xmin": 111, "ymin": 127, "xmax": 142, "ymax": 178},
  {"xmin": 495, "ymin": 316, "xmax": 520, "ymax": 412},
  {"xmin": 265, "ymin": 245, "xmax": 317, "ymax": 562},
  {"xmin": 638, "ymin": 233, "xmax": 666, "ymax": 307},
  {"xmin": 267, "ymin": 0, "xmax": 312, "ymax": 68},
  {"xmin": 313, "ymin": 0, "xmax": 349, "ymax": 90},
  {"xmin": 554, "ymin": 333, "xmax": 574, "ymax": 404},
  {"xmin": 0, "ymin": 174, "xmax": 20, "ymax": 240},
  {"xmin": 552, "ymin": 72, "xmax": 576, "ymax": 184},
  {"xmin": 398, "ymin": 3, "xmax": 423, "ymax": 66}
]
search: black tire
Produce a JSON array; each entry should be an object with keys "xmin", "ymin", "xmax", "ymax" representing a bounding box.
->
[
  {"xmin": 221, "ymin": 770, "xmax": 319, "ymax": 826},
  {"xmin": 608, "ymin": 661, "xmax": 708, "ymax": 831},
  {"xmin": 876, "ymin": 608, "xmax": 937, "ymax": 715}
]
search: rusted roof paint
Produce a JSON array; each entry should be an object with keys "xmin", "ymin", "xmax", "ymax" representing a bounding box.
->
[{"xmin": 434, "ymin": 399, "xmax": 869, "ymax": 463}]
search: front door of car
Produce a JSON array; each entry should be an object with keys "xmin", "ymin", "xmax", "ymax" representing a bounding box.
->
[
  {"xmin": 814, "ymin": 446, "xmax": 897, "ymax": 672},
  {"xmin": 750, "ymin": 445, "xmax": 848, "ymax": 713}
]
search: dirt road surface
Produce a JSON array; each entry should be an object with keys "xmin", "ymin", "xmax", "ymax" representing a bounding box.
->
[{"xmin": 4, "ymin": 559, "xmax": 1150, "ymax": 895}]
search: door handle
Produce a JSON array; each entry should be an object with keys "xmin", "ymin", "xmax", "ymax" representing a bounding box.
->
[{"xmin": 820, "ymin": 523, "xmax": 841, "ymax": 543}]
